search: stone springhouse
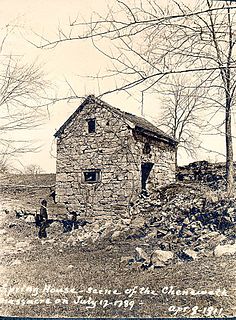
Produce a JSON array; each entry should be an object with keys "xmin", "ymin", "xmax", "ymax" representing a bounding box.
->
[{"xmin": 54, "ymin": 95, "xmax": 177, "ymax": 217}]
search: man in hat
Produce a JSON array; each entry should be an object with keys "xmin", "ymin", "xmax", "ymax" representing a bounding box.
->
[{"xmin": 38, "ymin": 199, "xmax": 48, "ymax": 238}]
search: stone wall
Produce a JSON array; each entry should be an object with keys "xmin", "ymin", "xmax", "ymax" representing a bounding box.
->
[
  {"xmin": 177, "ymin": 160, "xmax": 236, "ymax": 189},
  {"xmin": 133, "ymin": 132, "xmax": 176, "ymax": 192},
  {"xmin": 56, "ymin": 102, "xmax": 176, "ymax": 217},
  {"xmin": 0, "ymin": 174, "xmax": 55, "ymax": 187}
]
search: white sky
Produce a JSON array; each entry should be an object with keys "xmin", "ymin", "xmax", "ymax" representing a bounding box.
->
[{"xmin": 1, "ymin": 0, "xmax": 231, "ymax": 172}]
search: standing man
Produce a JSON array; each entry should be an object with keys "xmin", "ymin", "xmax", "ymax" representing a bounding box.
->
[{"xmin": 38, "ymin": 199, "xmax": 48, "ymax": 238}]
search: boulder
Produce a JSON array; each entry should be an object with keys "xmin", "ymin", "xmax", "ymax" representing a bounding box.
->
[
  {"xmin": 100, "ymin": 226, "xmax": 115, "ymax": 239},
  {"xmin": 151, "ymin": 258, "xmax": 166, "ymax": 268},
  {"xmin": 76, "ymin": 231, "xmax": 91, "ymax": 242},
  {"xmin": 182, "ymin": 249, "xmax": 198, "ymax": 260},
  {"xmin": 126, "ymin": 228, "xmax": 146, "ymax": 239},
  {"xmin": 183, "ymin": 217, "xmax": 190, "ymax": 225},
  {"xmin": 208, "ymin": 231, "xmax": 220, "ymax": 238},
  {"xmin": 135, "ymin": 247, "xmax": 150, "ymax": 263},
  {"xmin": 214, "ymin": 243, "xmax": 236, "ymax": 257},
  {"xmin": 227, "ymin": 207, "xmax": 234, "ymax": 214},
  {"xmin": 92, "ymin": 222, "xmax": 102, "ymax": 233},
  {"xmin": 25, "ymin": 215, "xmax": 35, "ymax": 223},
  {"xmin": 72, "ymin": 230, "xmax": 99, "ymax": 244},
  {"xmin": 48, "ymin": 221, "xmax": 63, "ymax": 237},
  {"xmin": 66, "ymin": 235, "xmax": 77, "ymax": 245},
  {"xmin": 214, "ymin": 234, "xmax": 227, "ymax": 244},
  {"xmin": 111, "ymin": 230, "xmax": 121, "ymax": 241},
  {"xmin": 147, "ymin": 230, "xmax": 157, "ymax": 238},
  {"xmin": 130, "ymin": 217, "xmax": 146, "ymax": 228},
  {"xmin": 103, "ymin": 220, "xmax": 114, "ymax": 229},
  {"xmin": 151, "ymin": 249, "xmax": 174, "ymax": 265},
  {"xmin": 156, "ymin": 229, "xmax": 168, "ymax": 237},
  {"xmin": 91, "ymin": 233, "xmax": 100, "ymax": 243}
]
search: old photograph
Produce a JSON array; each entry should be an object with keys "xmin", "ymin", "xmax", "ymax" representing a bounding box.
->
[{"xmin": 0, "ymin": 0, "xmax": 236, "ymax": 318}]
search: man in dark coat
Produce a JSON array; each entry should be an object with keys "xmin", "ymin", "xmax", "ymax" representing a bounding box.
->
[{"xmin": 38, "ymin": 199, "xmax": 48, "ymax": 238}]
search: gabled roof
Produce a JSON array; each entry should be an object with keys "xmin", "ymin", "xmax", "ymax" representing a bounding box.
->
[{"xmin": 54, "ymin": 95, "xmax": 178, "ymax": 146}]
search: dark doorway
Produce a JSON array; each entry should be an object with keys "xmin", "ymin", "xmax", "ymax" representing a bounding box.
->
[{"xmin": 141, "ymin": 162, "xmax": 154, "ymax": 191}]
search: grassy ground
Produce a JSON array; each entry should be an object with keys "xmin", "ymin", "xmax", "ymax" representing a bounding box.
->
[{"xmin": 0, "ymin": 179, "xmax": 235, "ymax": 318}]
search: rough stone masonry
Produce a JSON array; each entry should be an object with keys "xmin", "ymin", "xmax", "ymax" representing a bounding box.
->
[{"xmin": 54, "ymin": 95, "xmax": 177, "ymax": 218}]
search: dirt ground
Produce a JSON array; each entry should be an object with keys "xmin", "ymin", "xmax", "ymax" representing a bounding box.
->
[{"xmin": 0, "ymin": 180, "xmax": 236, "ymax": 318}]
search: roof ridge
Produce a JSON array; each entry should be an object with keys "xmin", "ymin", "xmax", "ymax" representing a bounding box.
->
[{"xmin": 54, "ymin": 95, "xmax": 178, "ymax": 146}]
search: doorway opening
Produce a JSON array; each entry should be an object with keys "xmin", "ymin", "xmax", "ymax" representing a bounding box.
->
[{"xmin": 141, "ymin": 162, "xmax": 154, "ymax": 195}]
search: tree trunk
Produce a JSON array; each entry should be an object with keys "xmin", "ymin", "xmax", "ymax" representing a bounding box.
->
[
  {"xmin": 175, "ymin": 147, "xmax": 178, "ymax": 173},
  {"xmin": 225, "ymin": 102, "xmax": 234, "ymax": 196}
]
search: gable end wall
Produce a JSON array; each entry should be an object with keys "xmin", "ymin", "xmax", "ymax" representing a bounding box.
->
[
  {"xmin": 55, "ymin": 102, "xmax": 176, "ymax": 217},
  {"xmin": 56, "ymin": 103, "xmax": 141, "ymax": 217}
]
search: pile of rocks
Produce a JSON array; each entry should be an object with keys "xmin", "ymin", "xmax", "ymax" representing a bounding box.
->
[
  {"xmin": 127, "ymin": 183, "xmax": 236, "ymax": 250},
  {"xmin": 60, "ymin": 182, "xmax": 236, "ymax": 266},
  {"xmin": 65, "ymin": 218, "xmax": 131, "ymax": 245},
  {"xmin": 9, "ymin": 181, "xmax": 236, "ymax": 268}
]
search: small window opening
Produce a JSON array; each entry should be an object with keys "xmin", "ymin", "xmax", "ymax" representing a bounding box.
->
[
  {"xmin": 88, "ymin": 118, "xmax": 96, "ymax": 133},
  {"xmin": 83, "ymin": 170, "xmax": 101, "ymax": 183},
  {"xmin": 143, "ymin": 142, "xmax": 151, "ymax": 154}
]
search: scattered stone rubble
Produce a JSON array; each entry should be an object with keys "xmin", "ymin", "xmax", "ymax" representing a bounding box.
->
[
  {"xmin": 6, "ymin": 181, "xmax": 236, "ymax": 269},
  {"xmin": 42, "ymin": 182, "xmax": 235, "ymax": 268}
]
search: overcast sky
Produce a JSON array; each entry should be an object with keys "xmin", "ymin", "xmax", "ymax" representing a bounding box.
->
[{"xmin": 1, "ymin": 0, "xmax": 231, "ymax": 172}]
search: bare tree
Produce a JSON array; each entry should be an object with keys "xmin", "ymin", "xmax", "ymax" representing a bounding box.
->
[
  {"xmin": 0, "ymin": 24, "xmax": 51, "ymax": 162},
  {"xmin": 0, "ymin": 153, "xmax": 12, "ymax": 174},
  {"xmin": 0, "ymin": 56, "xmax": 51, "ymax": 156},
  {"xmin": 33, "ymin": 0, "xmax": 236, "ymax": 195},
  {"xmin": 23, "ymin": 164, "xmax": 44, "ymax": 175},
  {"xmin": 156, "ymin": 75, "xmax": 207, "ymax": 167}
]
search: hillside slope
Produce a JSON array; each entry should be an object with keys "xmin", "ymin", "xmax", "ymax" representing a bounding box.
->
[{"xmin": 0, "ymin": 174, "xmax": 235, "ymax": 318}]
